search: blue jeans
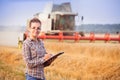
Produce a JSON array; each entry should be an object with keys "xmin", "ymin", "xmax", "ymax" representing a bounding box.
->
[{"xmin": 26, "ymin": 73, "xmax": 45, "ymax": 80}]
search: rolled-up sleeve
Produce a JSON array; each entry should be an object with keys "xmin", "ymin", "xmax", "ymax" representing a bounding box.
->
[{"xmin": 22, "ymin": 42, "xmax": 45, "ymax": 68}]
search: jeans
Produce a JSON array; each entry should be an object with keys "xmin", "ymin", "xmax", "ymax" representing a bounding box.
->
[{"xmin": 26, "ymin": 73, "xmax": 45, "ymax": 80}]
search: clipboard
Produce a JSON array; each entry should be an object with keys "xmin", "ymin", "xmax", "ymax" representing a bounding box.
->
[{"xmin": 43, "ymin": 52, "xmax": 64, "ymax": 67}]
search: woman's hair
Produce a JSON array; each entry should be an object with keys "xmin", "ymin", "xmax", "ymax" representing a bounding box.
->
[{"xmin": 29, "ymin": 18, "xmax": 41, "ymax": 28}]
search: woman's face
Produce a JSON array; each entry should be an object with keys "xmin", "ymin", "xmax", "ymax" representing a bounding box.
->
[{"xmin": 29, "ymin": 22, "xmax": 41, "ymax": 38}]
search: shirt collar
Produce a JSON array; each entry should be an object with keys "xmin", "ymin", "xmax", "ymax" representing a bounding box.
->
[{"xmin": 27, "ymin": 37, "xmax": 40, "ymax": 42}]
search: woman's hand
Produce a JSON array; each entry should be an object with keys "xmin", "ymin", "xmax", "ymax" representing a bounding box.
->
[
  {"xmin": 44, "ymin": 54, "xmax": 53, "ymax": 61},
  {"xmin": 43, "ymin": 54, "xmax": 57, "ymax": 67}
]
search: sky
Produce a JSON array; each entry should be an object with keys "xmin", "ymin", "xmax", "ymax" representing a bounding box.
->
[{"xmin": 0, "ymin": 0, "xmax": 120, "ymax": 26}]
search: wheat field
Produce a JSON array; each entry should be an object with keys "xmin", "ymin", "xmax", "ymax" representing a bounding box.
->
[{"xmin": 0, "ymin": 42, "xmax": 120, "ymax": 80}]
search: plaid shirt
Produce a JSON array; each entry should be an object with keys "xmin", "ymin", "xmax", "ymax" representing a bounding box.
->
[{"xmin": 22, "ymin": 38, "xmax": 46, "ymax": 79}]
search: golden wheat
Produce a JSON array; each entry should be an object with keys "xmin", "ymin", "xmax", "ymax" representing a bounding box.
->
[
  {"xmin": 44, "ymin": 42, "xmax": 120, "ymax": 80},
  {"xmin": 0, "ymin": 46, "xmax": 25, "ymax": 80},
  {"xmin": 0, "ymin": 42, "xmax": 120, "ymax": 80}
]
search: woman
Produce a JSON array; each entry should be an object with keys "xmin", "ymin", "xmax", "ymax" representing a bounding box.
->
[{"xmin": 22, "ymin": 18, "xmax": 52, "ymax": 80}]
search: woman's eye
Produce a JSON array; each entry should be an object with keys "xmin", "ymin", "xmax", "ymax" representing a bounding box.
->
[
  {"xmin": 31, "ymin": 27, "xmax": 40, "ymax": 30},
  {"xmin": 31, "ymin": 27, "xmax": 35, "ymax": 29},
  {"xmin": 37, "ymin": 27, "xmax": 40, "ymax": 30}
]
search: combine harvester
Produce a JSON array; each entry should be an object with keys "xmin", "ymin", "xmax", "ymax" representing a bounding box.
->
[
  {"xmin": 18, "ymin": 2, "xmax": 80, "ymax": 48},
  {"xmin": 18, "ymin": 2, "xmax": 120, "ymax": 48}
]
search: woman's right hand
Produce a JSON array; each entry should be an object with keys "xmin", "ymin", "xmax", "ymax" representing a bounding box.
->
[{"xmin": 44, "ymin": 54, "xmax": 53, "ymax": 61}]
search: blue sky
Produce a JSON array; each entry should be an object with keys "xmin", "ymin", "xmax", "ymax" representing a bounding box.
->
[{"xmin": 0, "ymin": 0, "xmax": 120, "ymax": 26}]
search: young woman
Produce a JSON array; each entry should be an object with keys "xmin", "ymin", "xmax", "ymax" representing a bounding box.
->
[{"xmin": 22, "ymin": 18, "xmax": 52, "ymax": 80}]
